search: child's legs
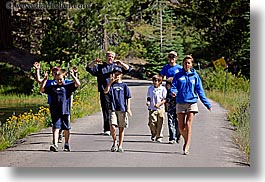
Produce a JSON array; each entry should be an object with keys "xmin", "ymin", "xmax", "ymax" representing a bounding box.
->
[
  {"xmin": 51, "ymin": 115, "xmax": 61, "ymax": 145},
  {"xmin": 110, "ymin": 111, "xmax": 118, "ymax": 144},
  {"xmin": 53, "ymin": 128, "xmax": 60, "ymax": 145},
  {"xmin": 110, "ymin": 124, "xmax": 117, "ymax": 143},
  {"xmin": 64, "ymin": 130, "xmax": 70, "ymax": 144},
  {"xmin": 167, "ymin": 108, "xmax": 176, "ymax": 141},
  {"xmin": 118, "ymin": 127, "xmax": 125, "ymax": 148},
  {"xmin": 156, "ymin": 109, "xmax": 165, "ymax": 138},
  {"xmin": 148, "ymin": 110, "xmax": 158, "ymax": 137},
  {"xmin": 61, "ymin": 114, "xmax": 71, "ymax": 144},
  {"xmin": 116, "ymin": 111, "xmax": 128, "ymax": 148}
]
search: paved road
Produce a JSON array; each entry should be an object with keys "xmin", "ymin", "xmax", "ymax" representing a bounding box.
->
[{"xmin": 0, "ymin": 79, "xmax": 248, "ymax": 167}]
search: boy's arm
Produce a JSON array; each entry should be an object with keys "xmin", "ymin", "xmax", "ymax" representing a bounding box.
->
[
  {"xmin": 33, "ymin": 62, "xmax": 43, "ymax": 83},
  {"xmin": 127, "ymin": 98, "xmax": 132, "ymax": 116},
  {"xmin": 69, "ymin": 69, "xmax": 81, "ymax": 87},
  {"xmin": 40, "ymin": 72, "xmax": 48, "ymax": 93},
  {"xmin": 155, "ymin": 99, "xmax": 166, "ymax": 108},
  {"xmin": 155, "ymin": 87, "xmax": 167, "ymax": 108},
  {"xmin": 104, "ymin": 82, "xmax": 112, "ymax": 94},
  {"xmin": 104, "ymin": 75, "xmax": 116, "ymax": 94}
]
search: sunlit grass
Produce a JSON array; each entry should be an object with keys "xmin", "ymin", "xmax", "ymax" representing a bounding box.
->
[
  {"xmin": 207, "ymin": 90, "xmax": 250, "ymax": 163},
  {"xmin": 0, "ymin": 83, "xmax": 100, "ymax": 150}
]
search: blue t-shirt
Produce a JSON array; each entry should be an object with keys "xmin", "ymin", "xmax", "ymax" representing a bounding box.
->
[
  {"xmin": 86, "ymin": 63, "xmax": 131, "ymax": 93},
  {"xmin": 109, "ymin": 82, "xmax": 131, "ymax": 112},
  {"xmin": 160, "ymin": 64, "xmax": 182, "ymax": 79},
  {"xmin": 44, "ymin": 82, "xmax": 77, "ymax": 117},
  {"xmin": 46, "ymin": 79, "xmax": 72, "ymax": 105}
]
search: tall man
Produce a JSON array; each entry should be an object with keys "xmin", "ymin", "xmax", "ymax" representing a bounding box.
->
[{"xmin": 86, "ymin": 51, "xmax": 131, "ymax": 135}]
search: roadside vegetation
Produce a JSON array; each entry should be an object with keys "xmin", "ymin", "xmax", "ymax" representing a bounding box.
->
[{"xmin": 200, "ymin": 67, "xmax": 250, "ymax": 164}]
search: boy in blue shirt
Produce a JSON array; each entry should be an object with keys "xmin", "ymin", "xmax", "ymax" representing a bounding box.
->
[
  {"xmin": 33, "ymin": 62, "xmax": 76, "ymax": 143},
  {"xmin": 40, "ymin": 69, "xmax": 80, "ymax": 152},
  {"xmin": 104, "ymin": 66, "xmax": 132, "ymax": 152}
]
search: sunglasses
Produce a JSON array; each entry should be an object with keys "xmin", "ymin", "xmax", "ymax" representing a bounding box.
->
[{"xmin": 168, "ymin": 55, "xmax": 176, "ymax": 59}]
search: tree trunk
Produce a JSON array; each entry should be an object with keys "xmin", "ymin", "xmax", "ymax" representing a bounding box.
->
[{"xmin": 0, "ymin": 0, "xmax": 13, "ymax": 50}]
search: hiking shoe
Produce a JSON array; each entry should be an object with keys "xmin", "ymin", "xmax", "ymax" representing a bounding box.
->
[
  {"xmin": 63, "ymin": 144, "xmax": 70, "ymax": 152},
  {"xmin": 58, "ymin": 134, "xmax": 63, "ymax": 143},
  {"xmin": 50, "ymin": 144, "xmax": 58, "ymax": 152},
  {"xmin": 111, "ymin": 144, "xmax": 118, "ymax": 152},
  {"xmin": 117, "ymin": 147, "xmax": 124, "ymax": 153}
]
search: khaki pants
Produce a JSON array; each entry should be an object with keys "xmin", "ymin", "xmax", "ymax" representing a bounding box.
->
[{"xmin": 148, "ymin": 109, "xmax": 165, "ymax": 139}]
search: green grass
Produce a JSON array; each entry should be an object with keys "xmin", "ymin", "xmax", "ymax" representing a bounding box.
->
[
  {"xmin": 0, "ymin": 82, "xmax": 100, "ymax": 151},
  {"xmin": 207, "ymin": 90, "xmax": 250, "ymax": 164}
]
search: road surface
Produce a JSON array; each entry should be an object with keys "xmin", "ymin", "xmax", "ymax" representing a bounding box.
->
[{"xmin": 0, "ymin": 79, "xmax": 248, "ymax": 167}]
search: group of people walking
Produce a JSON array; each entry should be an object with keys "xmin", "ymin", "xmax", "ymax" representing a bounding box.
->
[
  {"xmin": 33, "ymin": 50, "xmax": 212, "ymax": 155},
  {"xmin": 148, "ymin": 51, "xmax": 212, "ymax": 155}
]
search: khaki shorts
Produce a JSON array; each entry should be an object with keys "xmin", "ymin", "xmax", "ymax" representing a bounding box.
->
[
  {"xmin": 176, "ymin": 103, "xmax": 198, "ymax": 114},
  {"xmin": 110, "ymin": 111, "xmax": 128, "ymax": 128}
]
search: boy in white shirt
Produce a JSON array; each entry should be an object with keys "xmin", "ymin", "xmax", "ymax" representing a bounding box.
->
[{"xmin": 146, "ymin": 75, "xmax": 167, "ymax": 143}]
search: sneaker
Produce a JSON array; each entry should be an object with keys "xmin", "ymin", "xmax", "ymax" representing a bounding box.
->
[
  {"xmin": 169, "ymin": 140, "xmax": 176, "ymax": 144},
  {"xmin": 63, "ymin": 144, "xmax": 70, "ymax": 152},
  {"xmin": 151, "ymin": 136, "xmax": 156, "ymax": 142},
  {"xmin": 156, "ymin": 138, "xmax": 162, "ymax": 143},
  {"xmin": 117, "ymin": 147, "xmax": 124, "ymax": 153},
  {"xmin": 103, "ymin": 131, "xmax": 111, "ymax": 136},
  {"xmin": 58, "ymin": 134, "xmax": 63, "ymax": 143},
  {"xmin": 50, "ymin": 144, "xmax": 58, "ymax": 152},
  {"xmin": 111, "ymin": 144, "xmax": 118, "ymax": 152}
]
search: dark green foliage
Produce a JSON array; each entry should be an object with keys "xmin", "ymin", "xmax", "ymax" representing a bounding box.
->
[
  {"xmin": 0, "ymin": 63, "xmax": 33, "ymax": 94},
  {"xmin": 4, "ymin": 0, "xmax": 249, "ymax": 79}
]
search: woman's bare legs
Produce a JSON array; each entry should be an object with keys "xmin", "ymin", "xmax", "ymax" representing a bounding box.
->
[{"xmin": 177, "ymin": 112, "xmax": 195, "ymax": 155}]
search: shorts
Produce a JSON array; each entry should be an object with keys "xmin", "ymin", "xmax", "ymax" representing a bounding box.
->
[
  {"xmin": 51, "ymin": 114, "xmax": 71, "ymax": 130},
  {"xmin": 176, "ymin": 103, "xmax": 198, "ymax": 114},
  {"xmin": 110, "ymin": 111, "xmax": 128, "ymax": 128}
]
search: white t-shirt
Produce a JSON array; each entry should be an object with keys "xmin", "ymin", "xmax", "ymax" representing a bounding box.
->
[{"xmin": 147, "ymin": 85, "xmax": 167, "ymax": 110}]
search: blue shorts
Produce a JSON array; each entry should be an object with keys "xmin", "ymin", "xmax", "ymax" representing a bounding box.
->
[{"xmin": 51, "ymin": 114, "xmax": 71, "ymax": 130}]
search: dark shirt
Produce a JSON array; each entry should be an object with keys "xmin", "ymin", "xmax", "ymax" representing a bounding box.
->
[
  {"xmin": 44, "ymin": 82, "xmax": 77, "ymax": 117},
  {"xmin": 109, "ymin": 82, "xmax": 131, "ymax": 112},
  {"xmin": 166, "ymin": 89, "xmax": 176, "ymax": 111},
  {"xmin": 86, "ymin": 62, "xmax": 130, "ymax": 93}
]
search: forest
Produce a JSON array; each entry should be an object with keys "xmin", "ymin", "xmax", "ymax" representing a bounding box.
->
[{"xmin": 0, "ymin": 0, "xmax": 250, "ymax": 82}]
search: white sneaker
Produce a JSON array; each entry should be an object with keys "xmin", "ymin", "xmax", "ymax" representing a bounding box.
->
[{"xmin": 103, "ymin": 131, "xmax": 111, "ymax": 136}]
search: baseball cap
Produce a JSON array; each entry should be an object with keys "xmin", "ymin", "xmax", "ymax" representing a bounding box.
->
[
  {"xmin": 51, "ymin": 66, "xmax": 60, "ymax": 71},
  {"xmin": 112, "ymin": 66, "xmax": 123, "ymax": 73},
  {"xmin": 168, "ymin": 51, "xmax": 178, "ymax": 57}
]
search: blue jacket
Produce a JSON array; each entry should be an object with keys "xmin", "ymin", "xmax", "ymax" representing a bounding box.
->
[{"xmin": 170, "ymin": 68, "xmax": 211, "ymax": 109}]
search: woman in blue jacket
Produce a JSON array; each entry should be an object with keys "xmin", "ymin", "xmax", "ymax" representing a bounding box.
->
[{"xmin": 171, "ymin": 55, "xmax": 212, "ymax": 155}]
